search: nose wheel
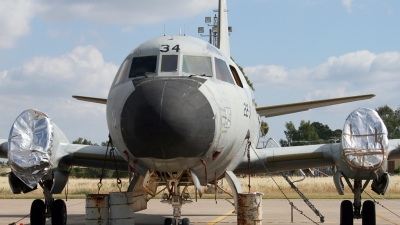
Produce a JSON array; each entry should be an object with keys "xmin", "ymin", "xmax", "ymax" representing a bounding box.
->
[{"xmin": 164, "ymin": 218, "xmax": 190, "ymax": 225}]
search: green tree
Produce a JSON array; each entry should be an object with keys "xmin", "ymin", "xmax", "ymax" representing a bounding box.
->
[
  {"xmin": 311, "ymin": 122, "xmax": 332, "ymax": 140},
  {"xmin": 284, "ymin": 121, "xmax": 297, "ymax": 146},
  {"xmin": 376, "ymin": 105, "xmax": 400, "ymax": 139},
  {"xmin": 297, "ymin": 120, "xmax": 319, "ymax": 144},
  {"xmin": 283, "ymin": 120, "xmax": 340, "ymax": 146},
  {"xmin": 72, "ymin": 137, "xmax": 99, "ymax": 146},
  {"xmin": 260, "ymin": 121, "xmax": 269, "ymax": 136},
  {"xmin": 279, "ymin": 139, "xmax": 289, "ymax": 147},
  {"xmin": 394, "ymin": 167, "xmax": 400, "ymax": 174}
]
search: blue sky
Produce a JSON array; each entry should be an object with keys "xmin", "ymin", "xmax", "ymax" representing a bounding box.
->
[{"xmin": 0, "ymin": 0, "xmax": 399, "ymax": 144}]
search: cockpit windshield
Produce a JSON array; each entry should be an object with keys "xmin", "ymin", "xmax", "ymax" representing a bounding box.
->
[
  {"xmin": 161, "ymin": 55, "xmax": 178, "ymax": 72},
  {"xmin": 129, "ymin": 56, "xmax": 157, "ymax": 78},
  {"xmin": 182, "ymin": 56, "xmax": 212, "ymax": 77}
]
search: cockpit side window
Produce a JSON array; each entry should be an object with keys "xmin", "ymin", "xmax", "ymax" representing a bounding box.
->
[
  {"xmin": 182, "ymin": 56, "xmax": 212, "ymax": 77},
  {"xmin": 229, "ymin": 65, "xmax": 243, "ymax": 88},
  {"xmin": 161, "ymin": 55, "xmax": 178, "ymax": 72},
  {"xmin": 215, "ymin": 58, "xmax": 235, "ymax": 84},
  {"xmin": 129, "ymin": 56, "xmax": 157, "ymax": 78},
  {"xmin": 114, "ymin": 59, "xmax": 131, "ymax": 85}
]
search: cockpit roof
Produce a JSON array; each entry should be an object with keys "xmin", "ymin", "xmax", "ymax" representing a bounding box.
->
[{"xmin": 127, "ymin": 35, "xmax": 226, "ymax": 60}]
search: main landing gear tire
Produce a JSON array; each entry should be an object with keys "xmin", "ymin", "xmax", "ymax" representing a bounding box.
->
[
  {"xmin": 51, "ymin": 199, "xmax": 67, "ymax": 225},
  {"xmin": 340, "ymin": 200, "xmax": 353, "ymax": 225},
  {"xmin": 164, "ymin": 218, "xmax": 190, "ymax": 225},
  {"xmin": 182, "ymin": 218, "xmax": 190, "ymax": 225},
  {"xmin": 164, "ymin": 218, "xmax": 173, "ymax": 225},
  {"xmin": 362, "ymin": 200, "xmax": 376, "ymax": 225},
  {"xmin": 30, "ymin": 199, "xmax": 46, "ymax": 225}
]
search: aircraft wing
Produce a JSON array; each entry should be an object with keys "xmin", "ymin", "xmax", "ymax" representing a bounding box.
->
[
  {"xmin": 0, "ymin": 139, "xmax": 129, "ymax": 171},
  {"xmin": 233, "ymin": 143, "xmax": 338, "ymax": 174},
  {"xmin": 234, "ymin": 139, "xmax": 400, "ymax": 175},
  {"xmin": 72, "ymin": 95, "xmax": 107, "ymax": 104},
  {"xmin": 256, "ymin": 94, "xmax": 375, "ymax": 118}
]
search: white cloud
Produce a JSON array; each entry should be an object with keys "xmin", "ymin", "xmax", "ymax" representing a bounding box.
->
[
  {"xmin": 244, "ymin": 65, "xmax": 288, "ymax": 84},
  {"xmin": 2, "ymin": 45, "xmax": 117, "ymax": 97},
  {"xmin": 0, "ymin": 0, "xmax": 40, "ymax": 49},
  {"xmin": 36, "ymin": 0, "xmax": 217, "ymax": 25},
  {"xmin": 342, "ymin": 0, "xmax": 353, "ymax": 13},
  {"xmin": 0, "ymin": 46, "xmax": 118, "ymax": 143},
  {"xmin": 245, "ymin": 50, "xmax": 400, "ymax": 100},
  {"xmin": 0, "ymin": 0, "xmax": 216, "ymax": 49}
]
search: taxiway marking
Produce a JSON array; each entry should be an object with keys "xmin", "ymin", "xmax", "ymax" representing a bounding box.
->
[
  {"xmin": 377, "ymin": 214, "xmax": 399, "ymax": 225},
  {"xmin": 207, "ymin": 210, "xmax": 235, "ymax": 225}
]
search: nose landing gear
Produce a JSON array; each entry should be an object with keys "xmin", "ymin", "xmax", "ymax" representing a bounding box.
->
[{"xmin": 164, "ymin": 217, "xmax": 190, "ymax": 225}]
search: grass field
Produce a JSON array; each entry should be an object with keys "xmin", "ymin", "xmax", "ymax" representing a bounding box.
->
[{"xmin": 1, "ymin": 175, "xmax": 400, "ymax": 200}]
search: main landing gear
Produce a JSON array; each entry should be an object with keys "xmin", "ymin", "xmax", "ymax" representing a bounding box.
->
[
  {"xmin": 339, "ymin": 179, "xmax": 376, "ymax": 225},
  {"xmin": 30, "ymin": 181, "xmax": 67, "ymax": 225}
]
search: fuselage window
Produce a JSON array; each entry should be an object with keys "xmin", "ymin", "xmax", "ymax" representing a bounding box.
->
[
  {"xmin": 161, "ymin": 55, "xmax": 178, "ymax": 72},
  {"xmin": 229, "ymin": 65, "xmax": 243, "ymax": 88},
  {"xmin": 182, "ymin": 56, "xmax": 212, "ymax": 77},
  {"xmin": 115, "ymin": 59, "xmax": 131, "ymax": 85},
  {"xmin": 215, "ymin": 58, "xmax": 235, "ymax": 84},
  {"xmin": 129, "ymin": 56, "xmax": 157, "ymax": 78}
]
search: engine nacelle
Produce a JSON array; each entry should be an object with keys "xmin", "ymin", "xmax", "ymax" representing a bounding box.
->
[
  {"xmin": 8, "ymin": 109, "xmax": 70, "ymax": 194},
  {"xmin": 334, "ymin": 108, "xmax": 390, "ymax": 195},
  {"xmin": 341, "ymin": 108, "xmax": 388, "ymax": 174}
]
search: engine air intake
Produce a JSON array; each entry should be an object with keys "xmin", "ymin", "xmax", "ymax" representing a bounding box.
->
[{"xmin": 341, "ymin": 108, "xmax": 388, "ymax": 171}]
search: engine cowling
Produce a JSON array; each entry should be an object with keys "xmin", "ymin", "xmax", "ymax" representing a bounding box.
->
[
  {"xmin": 8, "ymin": 109, "xmax": 70, "ymax": 194},
  {"xmin": 341, "ymin": 108, "xmax": 388, "ymax": 172},
  {"xmin": 334, "ymin": 108, "xmax": 390, "ymax": 195}
]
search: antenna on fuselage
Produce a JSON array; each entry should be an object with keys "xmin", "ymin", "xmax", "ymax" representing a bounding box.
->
[
  {"xmin": 197, "ymin": 0, "xmax": 232, "ymax": 56},
  {"xmin": 164, "ymin": 24, "xmax": 166, "ymax": 36}
]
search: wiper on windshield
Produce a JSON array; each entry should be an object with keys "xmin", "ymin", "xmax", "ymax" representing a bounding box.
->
[{"xmin": 189, "ymin": 74, "xmax": 211, "ymax": 77}]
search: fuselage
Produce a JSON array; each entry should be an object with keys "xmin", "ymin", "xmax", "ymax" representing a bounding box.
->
[{"xmin": 106, "ymin": 35, "xmax": 260, "ymax": 183}]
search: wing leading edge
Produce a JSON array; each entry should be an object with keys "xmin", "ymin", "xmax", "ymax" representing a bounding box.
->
[
  {"xmin": 72, "ymin": 95, "xmax": 107, "ymax": 104},
  {"xmin": 256, "ymin": 94, "xmax": 375, "ymax": 118}
]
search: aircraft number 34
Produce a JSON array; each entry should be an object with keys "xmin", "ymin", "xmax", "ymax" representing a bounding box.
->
[{"xmin": 160, "ymin": 44, "xmax": 180, "ymax": 52}]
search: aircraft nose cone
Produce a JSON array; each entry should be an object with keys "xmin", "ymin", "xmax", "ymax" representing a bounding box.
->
[{"xmin": 121, "ymin": 78, "xmax": 215, "ymax": 159}]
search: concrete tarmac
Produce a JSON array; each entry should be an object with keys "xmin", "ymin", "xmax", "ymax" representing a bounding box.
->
[{"xmin": 1, "ymin": 198, "xmax": 399, "ymax": 224}]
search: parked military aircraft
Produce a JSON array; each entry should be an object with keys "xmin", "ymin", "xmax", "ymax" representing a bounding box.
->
[{"xmin": 1, "ymin": 1, "xmax": 399, "ymax": 225}]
